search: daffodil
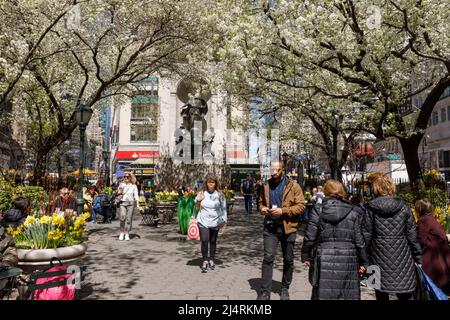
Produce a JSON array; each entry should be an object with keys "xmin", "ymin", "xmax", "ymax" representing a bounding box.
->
[
  {"xmin": 51, "ymin": 214, "xmax": 65, "ymax": 226},
  {"xmin": 23, "ymin": 215, "xmax": 36, "ymax": 227},
  {"xmin": 40, "ymin": 215, "xmax": 52, "ymax": 224},
  {"xmin": 6, "ymin": 226, "xmax": 14, "ymax": 235}
]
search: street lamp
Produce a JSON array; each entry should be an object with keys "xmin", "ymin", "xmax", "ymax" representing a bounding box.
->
[
  {"xmin": 75, "ymin": 101, "xmax": 93, "ymax": 214},
  {"xmin": 102, "ymin": 150, "xmax": 110, "ymax": 187},
  {"xmin": 282, "ymin": 152, "xmax": 289, "ymax": 176}
]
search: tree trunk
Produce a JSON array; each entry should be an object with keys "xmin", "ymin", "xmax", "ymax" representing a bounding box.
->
[
  {"xmin": 399, "ymin": 136, "xmax": 424, "ymax": 193},
  {"xmin": 31, "ymin": 152, "xmax": 48, "ymax": 186}
]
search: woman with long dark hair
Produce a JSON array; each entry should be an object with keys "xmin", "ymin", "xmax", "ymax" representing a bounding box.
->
[{"xmin": 195, "ymin": 176, "xmax": 227, "ymax": 273}]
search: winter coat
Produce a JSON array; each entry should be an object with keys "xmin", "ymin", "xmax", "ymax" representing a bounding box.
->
[
  {"xmin": 417, "ymin": 214, "xmax": 450, "ymax": 288},
  {"xmin": 301, "ymin": 198, "xmax": 368, "ymax": 300},
  {"xmin": 0, "ymin": 226, "xmax": 18, "ymax": 267},
  {"xmin": 258, "ymin": 178, "xmax": 305, "ymax": 235},
  {"xmin": 0, "ymin": 208, "xmax": 26, "ymax": 228},
  {"xmin": 362, "ymin": 196, "xmax": 422, "ymax": 293}
]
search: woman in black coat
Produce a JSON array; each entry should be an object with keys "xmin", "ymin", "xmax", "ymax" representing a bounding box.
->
[
  {"xmin": 362, "ymin": 174, "xmax": 422, "ymax": 300},
  {"xmin": 301, "ymin": 180, "xmax": 368, "ymax": 300},
  {"xmin": 0, "ymin": 198, "xmax": 30, "ymax": 228}
]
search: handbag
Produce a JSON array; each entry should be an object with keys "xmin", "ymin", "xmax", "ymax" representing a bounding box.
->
[
  {"xmin": 32, "ymin": 258, "xmax": 76, "ymax": 300},
  {"xmin": 187, "ymin": 217, "xmax": 200, "ymax": 241},
  {"xmin": 415, "ymin": 265, "xmax": 448, "ymax": 300},
  {"xmin": 308, "ymin": 204, "xmax": 323, "ymax": 287}
]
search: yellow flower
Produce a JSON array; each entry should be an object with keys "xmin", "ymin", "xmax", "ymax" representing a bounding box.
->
[
  {"xmin": 48, "ymin": 229, "xmax": 64, "ymax": 241},
  {"xmin": 80, "ymin": 213, "xmax": 91, "ymax": 220},
  {"xmin": 51, "ymin": 214, "xmax": 65, "ymax": 226},
  {"xmin": 6, "ymin": 226, "xmax": 14, "ymax": 235},
  {"xmin": 23, "ymin": 215, "xmax": 36, "ymax": 227},
  {"xmin": 40, "ymin": 215, "xmax": 52, "ymax": 224}
]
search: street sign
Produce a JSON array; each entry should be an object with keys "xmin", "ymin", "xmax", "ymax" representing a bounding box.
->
[{"xmin": 386, "ymin": 154, "xmax": 401, "ymax": 160}]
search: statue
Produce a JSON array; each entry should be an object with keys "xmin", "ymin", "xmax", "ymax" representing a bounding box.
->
[
  {"xmin": 173, "ymin": 125, "xmax": 190, "ymax": 158},
  {"xmin": 203, "ymin": 127, "xmax": 215, "ymax": 159}
]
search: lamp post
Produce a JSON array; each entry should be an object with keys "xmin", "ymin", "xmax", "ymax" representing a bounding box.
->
[
  {"xmin": 75, "ymin": 101, "xmax": 93, "ymax": 214},
  {"xmin": 282, "ymin": 152, "xmax": 289, "ymax": 176},
  {"xmin": 102, "ymin": 150, "xmax": 110, "ymax": 186}
]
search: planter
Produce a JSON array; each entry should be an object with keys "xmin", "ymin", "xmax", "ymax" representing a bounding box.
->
[
  {"xmin": 156, "ymin": 202, "xmax": 178, "ymax": 224},
  {"xmin": 17, "ymin": 243, "xmax": 88, "ymax": 274}
]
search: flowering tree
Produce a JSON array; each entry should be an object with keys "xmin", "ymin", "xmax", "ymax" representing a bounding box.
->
[
  {"xmin": 0, "ymin": 0, "xmax": 208, "ymax": 185},
  {"xmin": 193, "ymin": 0, "xmax": 449, "ymax": 191}
]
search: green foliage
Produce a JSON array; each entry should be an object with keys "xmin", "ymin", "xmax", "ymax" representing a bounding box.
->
[
  {"xmin": 418, "ymin": 187, "xmax": 448, "ymax": 209},
  {"xmin": 398, "ymin": 187, "xmax": 448, "ymax": 209},
  {"xmin": 0, "ymin": 176, "xmax": 48, "ymax": 213}
]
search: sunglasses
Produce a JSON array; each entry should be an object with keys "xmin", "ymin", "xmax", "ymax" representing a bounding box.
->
[{"xmin": 125, "ymin": 176, "xmax": 131, "ymax": 178}]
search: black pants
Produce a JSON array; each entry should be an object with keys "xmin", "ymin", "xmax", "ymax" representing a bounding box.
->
[
  {"xmin": 198, "ymin": 224, "xmax": 220, "ymax": 261},
  {"xmin": 261, "ymin": 224, "xmax": 296, "ymax": 295},
  {"xmin": 375, "ymin": 291, "xmax": 414, "ymax": 300},
  {"xmin": 244, "ymin": 195, "xmax": 253, "ymax": 213}
]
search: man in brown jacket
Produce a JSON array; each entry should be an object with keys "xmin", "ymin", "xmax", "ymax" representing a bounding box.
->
[{"xmin": 257, "ymin": 161, "xmax": 305, "ymax": 300}]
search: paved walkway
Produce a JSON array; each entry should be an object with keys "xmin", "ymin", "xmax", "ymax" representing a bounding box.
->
[{"xmin": 80, "ymin": 197, "xmax": 376, "ymax": 300}]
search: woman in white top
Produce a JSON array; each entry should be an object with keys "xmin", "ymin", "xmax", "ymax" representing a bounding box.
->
[
  {"xmin": 118, "ymin": 172, "xmax": 139, "ymax": 241},
  {"xmin": 195, "ymin": 176, "xmax": 227, "ymax": 273}
]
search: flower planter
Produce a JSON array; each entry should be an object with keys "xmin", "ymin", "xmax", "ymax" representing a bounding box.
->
[
  {"xmin": 156, "ymin": 202, "xmax": 178, "ymax": 224},
  {"xmin": 17, "ymin": 243, "xmax": 88, "ymax": 274}
]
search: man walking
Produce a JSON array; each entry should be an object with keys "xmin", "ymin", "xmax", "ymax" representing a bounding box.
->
[
  {"xmin": 241, "ymin": 175, "xmax": 254, "ymax": 214},
  {"xmin": 258, "ymin": 161, "xmax": 305, "ymax": 300}
]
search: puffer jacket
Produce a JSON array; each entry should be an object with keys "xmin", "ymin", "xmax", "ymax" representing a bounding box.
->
[
  {"xmin": 362, "ymin": 196, "xmax": 422, "ymax": 293},
  {"xmin": 0, "ymin": 226, "xmax": 18, "ymax": 267},
  {"xmin": 301, "ymin": 198, "xmax": 368, "ymax": 300}
]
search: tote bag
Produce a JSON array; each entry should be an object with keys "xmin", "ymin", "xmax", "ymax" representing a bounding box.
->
[{"xmin": 187, "ymin": 217, "xmax": 200, "ymax": 240}]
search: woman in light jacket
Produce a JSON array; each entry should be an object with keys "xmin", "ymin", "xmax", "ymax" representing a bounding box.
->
[
  {"xmin": 195, "ymin": 176, "xmax": 227, "ymax": 273},
  {"xmin": 118, "ymin": 173, "xmax": 139, "ymax": 241}
]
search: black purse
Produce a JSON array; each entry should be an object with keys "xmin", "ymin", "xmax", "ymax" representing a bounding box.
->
[{"xmin": 308, "ymin": 205, "xmax": 323, "ymax": 287}]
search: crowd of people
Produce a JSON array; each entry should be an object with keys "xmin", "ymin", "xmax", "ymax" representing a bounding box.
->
[{"xmin": 1, "ymin": 164, "xmax": 449, "ymax": 301}]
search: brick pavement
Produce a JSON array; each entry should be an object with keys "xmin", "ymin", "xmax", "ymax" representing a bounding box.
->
[{"xmin": 79, "ymin": 197, "xmax": 376, "ymax": 300}]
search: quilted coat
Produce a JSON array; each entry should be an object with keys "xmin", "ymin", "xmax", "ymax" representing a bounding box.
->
[
  {"xmin": 362, "ymin": 196, "xmax": 422, "ymax": 293},
  {"xmin": 301, "ymin": 198, "xmax": 368, "ymax": 300}
]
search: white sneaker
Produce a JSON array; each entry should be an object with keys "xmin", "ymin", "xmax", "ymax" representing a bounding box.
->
[
  {"xmin": 124, "ymin": 234, "xmax": 130, "ymax": 241},
  {"xmin": 119, "ymin": 233, "xmax": 124, "ymax": 241}
]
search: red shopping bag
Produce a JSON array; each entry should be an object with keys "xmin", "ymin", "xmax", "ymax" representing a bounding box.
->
[{"xmin": 187, "ymin": 218, "xmax": 200, "ymax": 240}]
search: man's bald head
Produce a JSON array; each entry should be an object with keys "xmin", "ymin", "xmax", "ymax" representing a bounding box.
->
[{"xmin": 270, "ymin": 161, "xmax": 284, "ymax": 181}]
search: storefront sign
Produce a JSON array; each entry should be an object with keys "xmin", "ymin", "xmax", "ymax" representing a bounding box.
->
[{"xmin": 115, "ymin": 151, "xmax": 160, "ymax": 159}]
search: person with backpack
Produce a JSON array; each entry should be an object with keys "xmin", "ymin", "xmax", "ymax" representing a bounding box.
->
[
  {"xmin": 195, "ymin": 176, "xmax": 227, "ymax": 273},
  {"xmin": 241, "ymin": 175, "xmax": 254, "ymax": 214},
  {"xmin": 301, "ymin": 180, "xmax": 368, "ymax": 300}
]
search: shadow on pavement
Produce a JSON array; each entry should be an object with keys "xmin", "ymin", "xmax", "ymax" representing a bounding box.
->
[
  {"xmin": 248, "ymin": 278, "xmax": 282, "ymax": 296},
  {"xmin": 186, "ymin": 257, "xmax": 224, "ymax": 266}
]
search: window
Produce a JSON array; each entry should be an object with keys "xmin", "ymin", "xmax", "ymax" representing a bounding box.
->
[
  {"xmin": 441, "ymin": 108, "xmax": 447, "ymax": 123},
  {"xmin": 438, "ymin": 150, "xmax": 450, "ymax": 168},
  {"xmin": 130, "ymin": 78, "xmax": 159, "ymax": 142},
  {"xmin": 432, "ymin": 111, "xmax": 439, "ymax": 125}
]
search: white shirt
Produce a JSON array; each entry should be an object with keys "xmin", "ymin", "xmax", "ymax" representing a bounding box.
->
[
  {"xmin": 119, "ymin": 183, "xmax": 139, "ymax": 202},
  {"xmin": 195, "ymin": 190, "xmax": 227, "ymax": 228}
]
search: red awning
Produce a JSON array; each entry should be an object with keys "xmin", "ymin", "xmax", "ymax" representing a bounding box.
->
[{"xmin": 115, "ymin": 151, "xmax": 160, "ymax": 159}]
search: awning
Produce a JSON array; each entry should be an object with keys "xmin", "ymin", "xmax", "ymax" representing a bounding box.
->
[{"xmin": 131, "ymin": 158, "xmax": 155, "ymax": 165}]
